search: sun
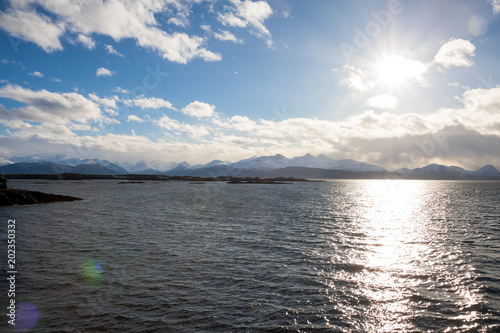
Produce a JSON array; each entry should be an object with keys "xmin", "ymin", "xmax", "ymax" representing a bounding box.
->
[
  {"xmin": 375, "ymin": 55, "xmax": 427, "ymax": 89},
  {"xmin": 376, "ymin": 55, "xmax": 409, "ymax": 87}
]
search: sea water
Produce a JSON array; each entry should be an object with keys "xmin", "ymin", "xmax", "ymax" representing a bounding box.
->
[{"xmin": 1, "ymin": 179, "xmax": 499, "ymax": 332}]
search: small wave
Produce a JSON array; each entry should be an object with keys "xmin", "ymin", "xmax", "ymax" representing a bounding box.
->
[
  {"xmin": 408, "ymin": 294, "xmax": 441, "ymax": 304},
  {"xmin": 335, "ymin": 263, "xmax": 368, "ymax": 273}
]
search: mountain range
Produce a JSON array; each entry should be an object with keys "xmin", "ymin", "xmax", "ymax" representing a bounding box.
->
[{"xmin": 1, "ymin": 154, "xmax": 499, "ymax": 179}]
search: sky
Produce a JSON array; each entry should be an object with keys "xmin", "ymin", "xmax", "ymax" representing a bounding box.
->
[{"xmin": 0, "ymin": 0, "xmax": 500, "ymax": 170}]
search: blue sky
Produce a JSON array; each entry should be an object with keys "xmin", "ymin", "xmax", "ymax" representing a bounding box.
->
[{"xmin": 0, "ymin": 0, "xmax": 500, "ymax": 170}]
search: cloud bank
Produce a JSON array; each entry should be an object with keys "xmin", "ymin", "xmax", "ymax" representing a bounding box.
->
[{"xmin": 1, "ymin": 83, "xmax": 500, "ymax": 170}]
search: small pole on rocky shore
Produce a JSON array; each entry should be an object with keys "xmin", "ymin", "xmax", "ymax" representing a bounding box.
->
[{"xmin": 0, "ymin": 171, "xmax": 8, "ymax": 189}]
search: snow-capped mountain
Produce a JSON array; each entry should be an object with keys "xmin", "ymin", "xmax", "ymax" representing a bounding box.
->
[
  {"xmin": 2, "ymin": 154, "xmax": 499, "ymax": 178},
  {"xmin": 124, "ymin": 160, "xmax": 161, "ymax": 174},
  {"xmin": 10, "ymin": 154, "xmax": 126, "ymax": 171},
  {"xmin": 0, "ymin": 161, "xmax": 122, "ymax": 175},
  {"xmin": 288, "ymin": 153, "xmax": 338, "ymax": 169},
  {"xmin": 0, "ymin": 161, "xmax": 71, "ymax": 174},
  {"xmin": 229, "ymin": 154, "xmax": 385, "ymax": 172},
  {"xmin": 2, "ymin": 155, "xmax": 127, "ymax": 175},
  {"xmin": 84, "ymin": 159, "xmax": 128, "ymax": 174},
  {"xmin": 10, "ymin": 154, "xmax": 46, "ymax": 163},
  {"xmin": 472, "ymin": 165, "xmax": 500, "ymax": 178},
  {"xmin": 119, "ymin": 160, "xmax": 191, "ymax": 173},
  {"xmin": 10, "ymin": 154, "xmax": 85, "ymax": 165},
  {"xmin": 166, "ymin": 162, "xmax": 193, "ymax": 174},
  {"xmin": 394, "ymin": 163, "xmax": 500, "ymax": 178},
  {"xmin": 0, "ymin": 157, "xmax": 13, "ymax": 166},
  {"xmin": 231, "ymin": 154, "xmax": 290, "ymax": 170},
  {"xmin": 149, "ymin": 160, "xmax": 181, "ymax": 172},
  {"xmin": 328, "ymin": 159, "xmax": 386, "ymax": 172},
  {"xmin": 399, "ymin": 163, "xmax": 466, "ymax": 177},
  {"xmin": 191, "ymin": 160, "xmax": 230, "ymax": 170}
]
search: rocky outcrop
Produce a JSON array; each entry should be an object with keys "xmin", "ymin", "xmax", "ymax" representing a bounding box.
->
[{"xmin": 0, "ymin": 189, "xmax": 83, "ymax": 206}]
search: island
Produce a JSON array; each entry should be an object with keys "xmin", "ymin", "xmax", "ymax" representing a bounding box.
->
[{"xmin": 227, "ymin": 177, "xmax": 307, "ymax": 184}]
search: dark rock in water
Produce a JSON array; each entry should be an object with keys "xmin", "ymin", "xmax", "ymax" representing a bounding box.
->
[{"xmin": 0, "ymin": 189, "xmax": 83, "ymax": 206}]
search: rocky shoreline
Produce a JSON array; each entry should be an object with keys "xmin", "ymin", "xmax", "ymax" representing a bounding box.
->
[{"xmin": 0, "ymin": 189, "xmax": 83, "ymax": 206}]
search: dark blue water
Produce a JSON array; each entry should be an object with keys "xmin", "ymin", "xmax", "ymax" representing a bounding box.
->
[{"xmin": 1, "ymin": 179, "xmax": 500, "ymax": 332}]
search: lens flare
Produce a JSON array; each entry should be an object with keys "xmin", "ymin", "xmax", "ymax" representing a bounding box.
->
[
  {"xmin": 16, "ymin": 302, "xmax": 41, "ymax": 332},
  {"xmin": 81, "ymin": 258, "xmax": 104, "ymax": 284},
  {"xmin": 468, "ymin": 16, "xmax": 487, "ymax": 36}
]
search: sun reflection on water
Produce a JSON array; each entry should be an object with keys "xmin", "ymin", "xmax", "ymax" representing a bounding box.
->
[
  {"xmin": 354, "ymin": 180, "xmax": 429, "ymax": 331},
  {"xmin": 323, "ymin": 180, "xmax": 485, "ymax": 332}
]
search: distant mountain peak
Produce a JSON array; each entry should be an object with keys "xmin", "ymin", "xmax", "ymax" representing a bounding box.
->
[
  {"xmin": 394, "ymin": 163, "xmax": 500, "ymax": 179},
  {"xmin": 474, "ymin": 164, "xmax": 500, "ymax": 177}
]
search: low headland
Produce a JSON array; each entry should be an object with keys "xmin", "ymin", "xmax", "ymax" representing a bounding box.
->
[{"xmin": 0, "ymin": 178, "xmax": 83, "ymax": 206}]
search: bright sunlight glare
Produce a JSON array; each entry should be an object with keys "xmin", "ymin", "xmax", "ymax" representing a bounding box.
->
[{"xmin": 375, "ymin": 55, "xmax": 428, "ymax": 88}]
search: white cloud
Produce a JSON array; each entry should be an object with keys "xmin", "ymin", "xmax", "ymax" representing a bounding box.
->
[
  {"xmin": 29, "ymin": 71, "xmax": 44, "ymax": 78},
  {"xmin": 181, "ymin": 101, "xmax": 215, "ymax": 118},
  {"xmin": 340, "ymin": 65, "xmax": 374, "ymax": 92},
  {"xmin": 0, "ymin": 0, "xmax": 221, "ymax": 64},
  {"xmin": 113, "ymin": 86, "xmax": 130, "ymax": 95},
  {"xmin": 100, "ymin": 116, "xmax": 121, "ymax": 126},
  {"xmin": 489, "ymin": 0, "xmax": 500, "ymax": 13},
  {"xmin": 200, "ymin": 25, "xmax": 211, "ymax": 32},
  {"xmin": 50, "ymin": 77, "xmax": 62, "ymax": 82},
  {"xmin": 433, "ymin": 39, "xmax": 476, "ymax": 69},
  {"xmin": 96, "ymin": 67, "xmax": 114, "ymax": 77},
  {"xmin": 0, "ymin": 85, "xmax": 101, "ymax": 123},
  {"xmin": 89, "ymin": 93, "xmax": 118, "ymax": 109},
  {"xmin": 104, "ymin": 108, "xmax": 119, "ymax": 116},
  {"xmin": 458, "ymin": 85, "xmax": 500, "ymax": 117},
  {"xmin": 168, "ymin": 16, "xmax": 188, "ymax": 27},
  {"xmin": 165, "ymin": 1, "xmax": 192, "ymax": 28},
  {"xmin": 366, "ymin": 94, "xmax": 399, "ymax": 109},
  {"xmin": 127, "ymin": 115, "xmax": 144, "ymax": 123},
  {"xmin": 129, "ymin": 97, "xmax": 173, "ymax": 109},
  {"xmin": 77, "ymin": 34, "xmax": 95, "ymax": 49},
  {"xmin": 0, "ymin": 9, "xmax": 65, "ymax": 52},
  {"xmin": 69, "ymin": 123, "xmax": 97, "ymax": 131},
  {"xmin": 105, "ymin": 44, "xmax": 124, "ymax": 57},
  {"xmin": 5, "ymin": 122, "xmax": 78, "ymax": 144},
  {"xmin": 229, "ymin": 115, "xmax": 256, "ymax": 131},
  {"xmin": 155, "ymin": 115, "xmax": 210, "ymax": 138},
  {"xmin": 0, "ymin": 118, "xmax": 34, "ymax": 130},
  {"xmin": 214, "ymin": 29, "xmax": 243, "ymax": 43},
  {"xmin": 219, "ymin": 0, "xmax": 273, "ymax": 47}
]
